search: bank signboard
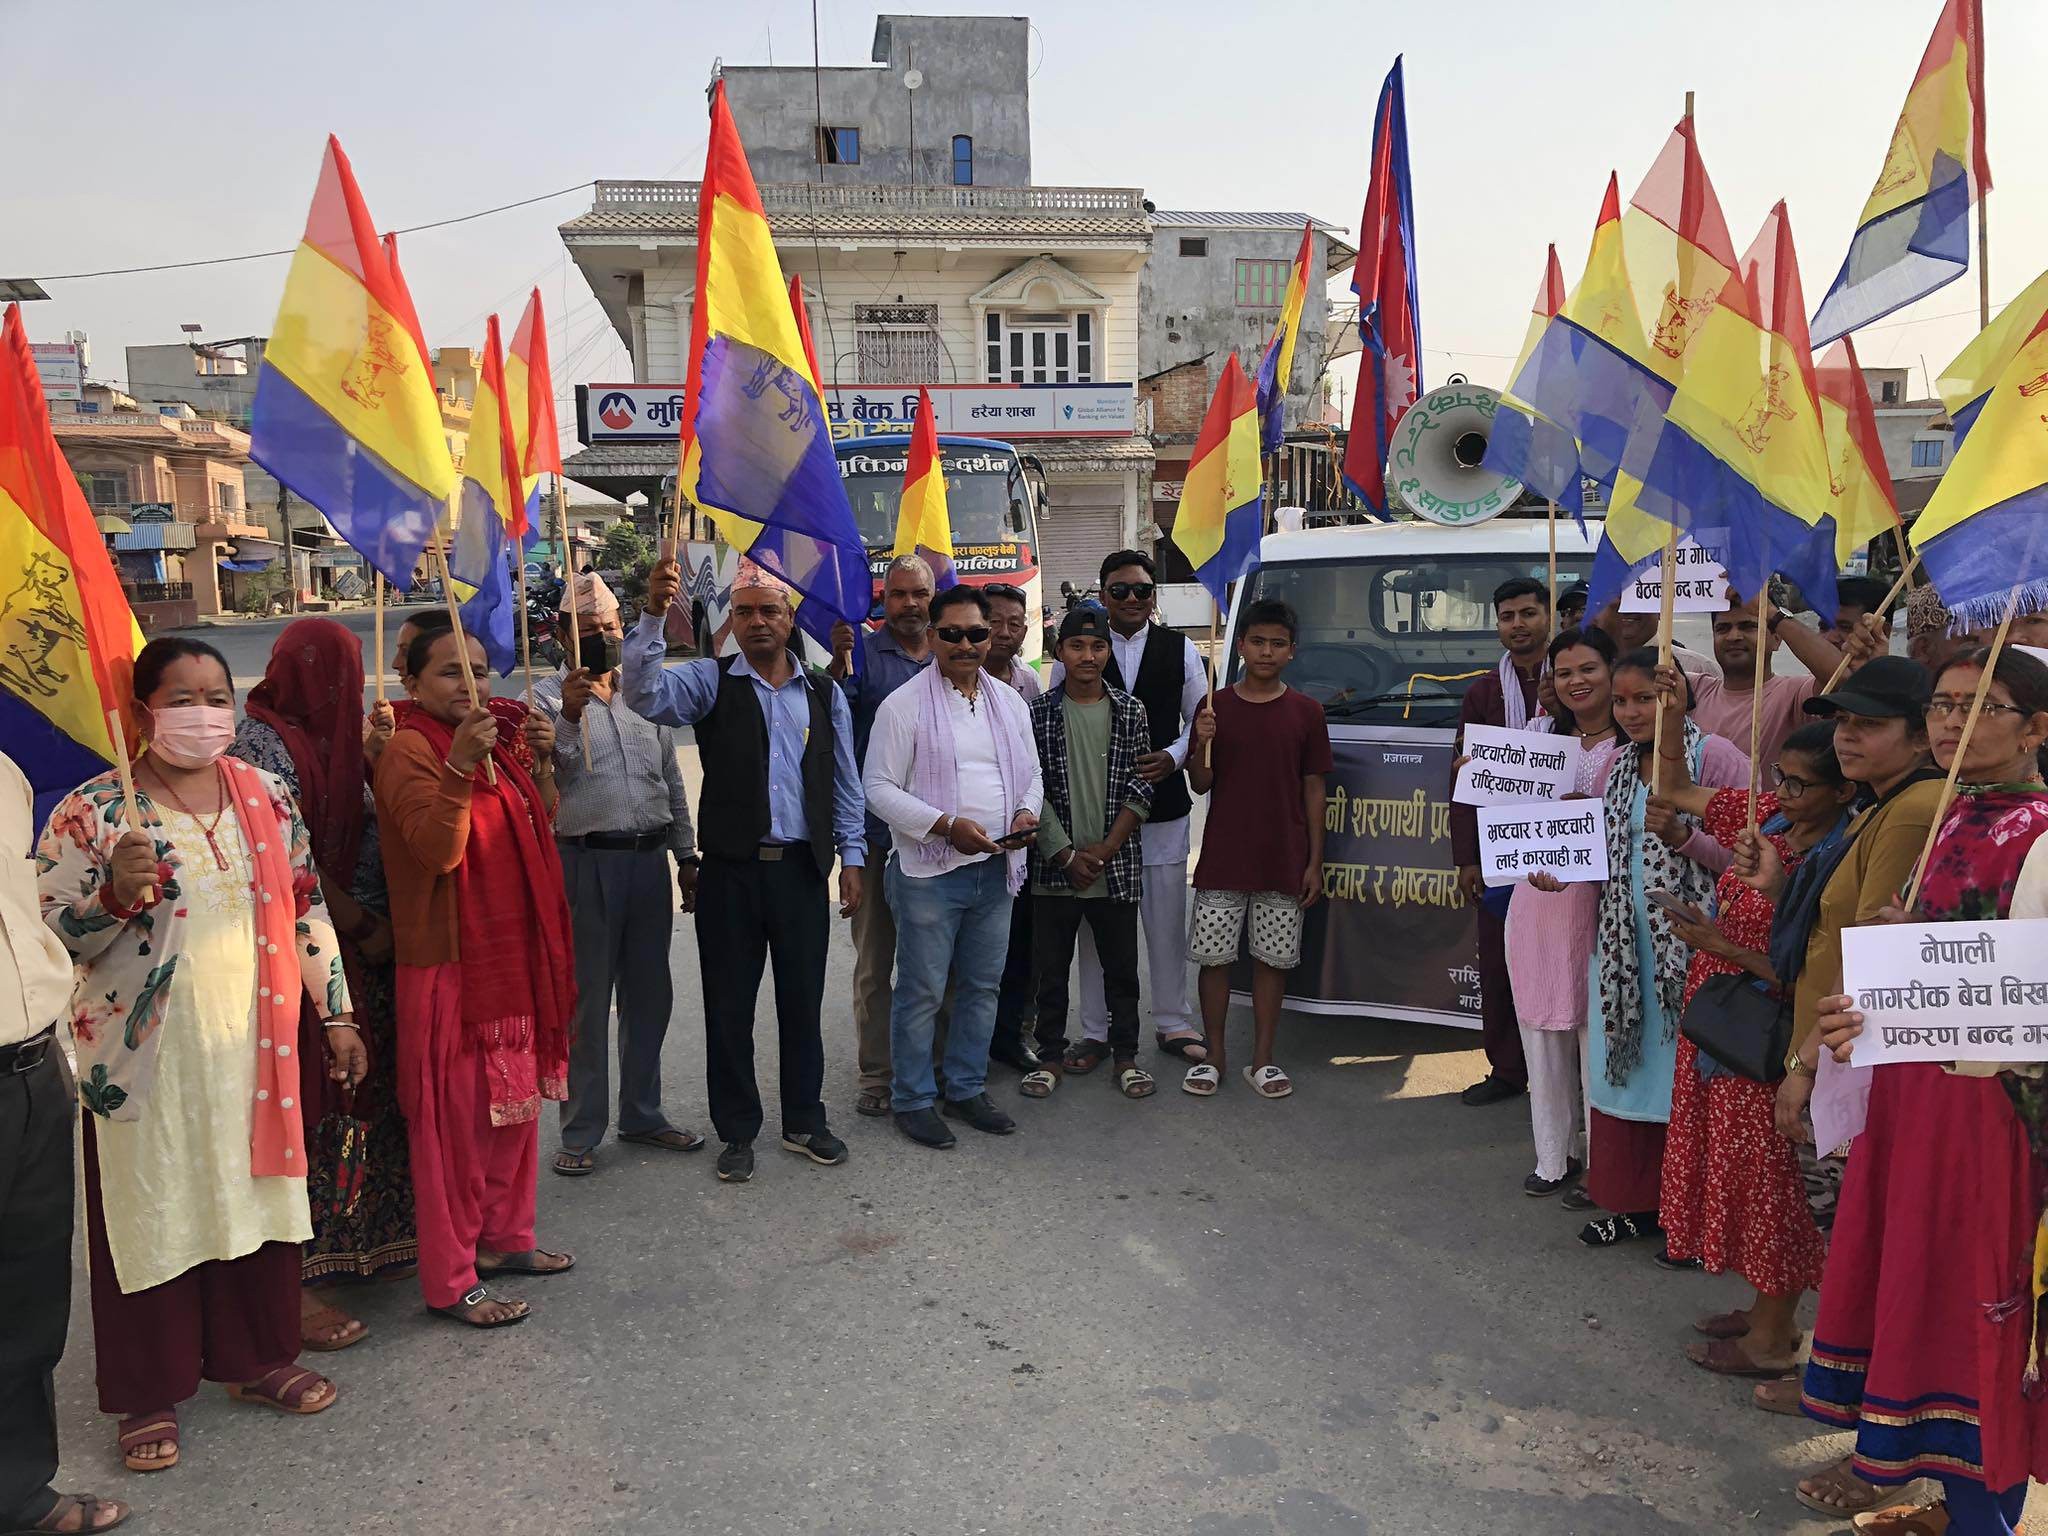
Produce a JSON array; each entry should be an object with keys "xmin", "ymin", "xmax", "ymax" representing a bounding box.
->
[{"xmin": 576, "ymin": 381, "xmax": 1135, "ymax": 444}]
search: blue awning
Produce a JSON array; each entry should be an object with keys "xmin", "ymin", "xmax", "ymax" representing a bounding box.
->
[
  {"xmin": 112, "ymin": 523, "xmax": 195, "ymax": 552},
  {"xmin": 218, "ymin": 559, "xmax": 272, "ymax": 572}
]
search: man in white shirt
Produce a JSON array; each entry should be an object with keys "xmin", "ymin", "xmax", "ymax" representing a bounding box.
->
[
  {"xmin": 863, "ymin": 586, "xmax": 1043, "ymax": 1149},
  {"xmin": 1, "ymin": 751, "xmax": 130, "ymax": 1534},
  {"xmin": 1049, "ymin": 551, "xmax": 1209, "ymax": 1067}
]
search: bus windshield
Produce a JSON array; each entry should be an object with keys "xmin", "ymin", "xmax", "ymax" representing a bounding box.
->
[
  {"xmin": 836, "ymin": 445, "xmax": 1027, "ymax": 548},
  {"xmin": 1234, "ymin": 553, "xmax": 1594, "ymax": 727}
]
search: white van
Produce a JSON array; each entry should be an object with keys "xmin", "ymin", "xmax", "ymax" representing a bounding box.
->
[{"xmin": 1216, "ymin": 516, "xmax": 1600, "ymax": 1027}]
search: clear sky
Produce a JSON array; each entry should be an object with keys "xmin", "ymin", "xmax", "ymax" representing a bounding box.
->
[{"xmin": 8, "ymin": 0, "xmax": 2045, "ymax": 441}]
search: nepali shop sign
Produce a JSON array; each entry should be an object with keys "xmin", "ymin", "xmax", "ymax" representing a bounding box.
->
[{"xmin": 575, "ymin": 381, "xmax": 1135, "ymax": 444}]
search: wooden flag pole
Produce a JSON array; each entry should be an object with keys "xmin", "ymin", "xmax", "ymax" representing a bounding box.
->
[
  {"xmin": 515, "ymin": 537, "xmax": 535, "ymax": 705},
  {"xmin": 1545, "ymin": 499, "xmax": 1559, "ymax": 622},
  {"xmin": 107, "ymin": 709, "xmax": 152, "ymax": 904},
  {"xmin": 1649, "ymin": 522, "xmax": 1680, "ymax": 795},
  {"xmin": 1820, "ymin": 553, "xmax": 1922, "ymax": 693},
  {"xmin": 1901, "ymin": 586, "xmax": 2019, "ymax": 911},
  {"xmin": 431, "ymin": 539, "xmax": 496, "ymax": 786},
  {"xmin": 1203, "ymin": 599, "xmax": 1219, "ymax": 769},
  {"xmin": 1746, "ymin": 587, "xmax": 1771, "ymax": 835},
  {"xmin": 372, "ymin": 573, "xmax": 387, "ymax": 705},
  {"xmin": 1978, "ymin": 187, "xmax": 1992, "ymax": 331},
  {"xmin": 555, "ymin": 473, "xmax": 591, "ymax": 770}
]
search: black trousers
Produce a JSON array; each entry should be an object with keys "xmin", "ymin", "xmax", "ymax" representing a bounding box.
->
[
  {"xmin": 1477, "ymin": 903, "xmax": 1528, "ymax": 1089},
  {"xmin": 0, "ymin": 1043, "xmax": 71, "ymax": 1521},
  {"xmin": 696, "ymin": 852, "xmax": 830, "ymax": 1145},
  {"xmin": 990, "ymin": 893, "xmax": 1034, "ymax": 1053},
  {"xmin": 1032, "ymin": 896, "xmax": 1141, "ymax": 1058}
]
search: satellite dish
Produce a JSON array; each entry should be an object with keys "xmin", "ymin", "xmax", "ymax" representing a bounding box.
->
[{"xmin": 903, "ymin": 67, "xmax": 924, "ymax": 89}]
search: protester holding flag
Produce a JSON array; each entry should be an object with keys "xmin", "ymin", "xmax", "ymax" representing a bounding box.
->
[
  {"xmin": 862, "ymin": 586, "xmax": 1041, "ymax": 1148},
  {"xmin": 375, "ymin": 626, "xmax": 574, "ymax": 1327},
  {"xmin": 628, "ymin": 557, "xmax": 865, "ymax": 1184},
  {"xmin": 228, "ymin": 619, "xmax": 414, "ymax": 1352},
  {"xmin": 38, "ymin": 638, "xmax": 361, "ymax": 1469},
  {"xmin": 532, "ymin": 574, "xmax": 702, "ymax": 1178},
  {"xmin": 1801, "ymin": 648, "xmax": 2048, "ymax": 1536}
]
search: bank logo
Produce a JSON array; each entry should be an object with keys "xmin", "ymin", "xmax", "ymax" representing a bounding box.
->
[{"xmin": 597, "ymin": 391, "xmax": 638, "ymax": 431}]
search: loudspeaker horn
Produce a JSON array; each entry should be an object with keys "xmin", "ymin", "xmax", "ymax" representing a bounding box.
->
[{"xmin": 1387, "ymin": 377, "xmax": 1524, "ymax": 526}]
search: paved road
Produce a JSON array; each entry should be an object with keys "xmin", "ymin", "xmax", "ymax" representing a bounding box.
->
[{"xmin": 64, "ymin": 611, "xmax": 1860, "ymax": 1533}]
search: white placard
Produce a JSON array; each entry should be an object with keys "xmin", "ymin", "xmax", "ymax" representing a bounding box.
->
[
  {"xmin": 1454, "ymin": 725, "xmax": 1583, "ymax": 807},
  {"xmin": 1619, "ymin": 532, "xmax": 1730, "ymax": 613},
  {"xmin": 1476, "ymin": 802, "xmax": 1611, "ymax": 888},
  {"xmin": 1841, "ymin": 918, "xmax": 2048, "ymax": 1065}
]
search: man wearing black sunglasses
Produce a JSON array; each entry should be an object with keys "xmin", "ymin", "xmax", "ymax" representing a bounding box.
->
[{"xmin": 1045, "ymin": 549, "xmax": 1210, "ymax": 1069}]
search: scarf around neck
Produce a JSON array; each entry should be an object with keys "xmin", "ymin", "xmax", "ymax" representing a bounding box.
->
[
  {"xmin": 1596, "ymin": 723, "xmax": 1714, "ymax": 1088},
  {"xmin": 899, "ymin": 663, "xmax": 1033, "ymax": 893},
  {"xmin": 1499, "ymin": 651, "xmax": 1545, "ymax": 731}
]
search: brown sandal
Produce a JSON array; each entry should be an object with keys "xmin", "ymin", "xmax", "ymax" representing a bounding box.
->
[
  {"xmin": 1693, "ymin": 1309, "xmax": 1749, "ymax": 1339},
  {"xmin": 1062, "ymin": 1041, "xmax": 1109, "ymax": 1075},
  {"xmin": 1751, "ymin": 1373, "xmax": 1805, "ymax": 1415},
  {"xmin": 116, "ymin": 1413, "xmax": 178, "ymax": 1474},
  {"xmin": 225, "ymin": 1364, "xmax": 336, "ymax": 1416},
  {"xmin": 15, "ymin": 1489, "xmax": 132, "ymax": 1531},
  {"xmin": 1794, "ymin": 1457, "xmax": 1880, "ymax": 1517},
  {"xmin": 299, "ymin": 1297, "xmax": 368, "ymax": 1352},
  {"xmin": 1852, "ymin": 1501, "xmax": 1950, "ymax": 1535},
  {"xmin": 1686, "ymin": 1337, "xmax": 1798, "ymax": 1377}
]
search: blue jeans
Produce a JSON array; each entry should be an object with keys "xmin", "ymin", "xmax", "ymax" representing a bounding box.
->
[{"xmin": 887, "ymin": 857, "xmax": 1012, "ymax": 1112}]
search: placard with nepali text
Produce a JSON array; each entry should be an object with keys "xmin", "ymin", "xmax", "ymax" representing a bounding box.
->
[
  {"xmin": 1454, "ymin": 725, "xmax": 1582, "ymax": 807},
  {"xmin": 1842, "ymin": 919, "xmax": 2048, "ymax": 1066},
  {"xmin": 1619, "ymin": 531, "xmax": 1730, "ymax": 614},
  {"xmin": 1475, "ymin": 802, "xmax": 1611, "ymax": 889}
]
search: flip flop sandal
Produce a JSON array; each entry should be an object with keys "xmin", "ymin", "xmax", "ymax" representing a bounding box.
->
[
  {"xmin": 552, "ymin": 1148, "xmax": 597, "ymax": 1177},
  {"xmin": 431, "ymin": 1285, "xmax": 530, "ymax": 1329},
  {"xmin": 1793, "ymin": 1458, "xmax": 1881, "ymax": 1518},
  {"xmin": 1242, "ymin": 1065, "xmax": 1293, "ymax": 1098},
  {"xmin": 1686, "ymin": 1338, "xmax": 1799, "ymax": 1378},
  {"xmin": 1751, "ymin": 1373, "xmax": 1806, "ymax": 1416},
  {"xmin": 226, "ymin": 1364, "xmax": 336, "ymax": 1416},
  {"xmin": 9, "ymin": 1490, "xmax": 131, "ymax": 1533},
  {"xmin": 299, "ymin": 1299, "xmax": 369, "ymax": 1352},
  {"xmin": 617, "ymin": 1128, "xmax": 705, "ymax": 1152},
  {"xmin": 117, "ymin": 1413, "xmax": 179, "ymax": 1474},
  {"xmin": 1115, "ymin": 1065, "xmax": 1156, "ymax": 1099},
  {"xmin": 475, "ymin": 1248, "xmax": 575, "ymax": 1278},
  {"xmin": 1155, "ymin": 1034, "xmax": 1209, "ymax": 1063},
  {"xmin": 855, "ymin": 1089, "xmax": 891, "ymax": 1117},
  {"xmin": 1018, "ymin": 1068, "xmax": 1059, "ymax": 1098},
  {"xmin": 1062, "ymin": 1041, "xmax": 1110, "ymax": 1075},
  {"xmin": 1182, "ymin": 1064, "xmax": 1221, "ymax": 1096}
]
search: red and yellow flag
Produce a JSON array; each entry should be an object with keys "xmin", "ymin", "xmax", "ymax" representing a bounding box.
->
[
  {"xmin": 894, "ymin": 389, "xmax": 956, "ymax": 589},
  {"xmin": 1814, "ymin": 337, "xmax": 1903, "ymax": 567}
]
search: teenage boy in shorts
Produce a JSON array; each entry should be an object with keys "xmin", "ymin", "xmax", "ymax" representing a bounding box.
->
[{"xmin": 1184, "ymin": 598, "xmax": 1330, "ymax": 1099}]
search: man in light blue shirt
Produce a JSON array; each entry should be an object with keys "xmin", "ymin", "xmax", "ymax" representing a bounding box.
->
[{"xmin": 625, "ymin": 556, "xmax": 865, "ymax": 1186}]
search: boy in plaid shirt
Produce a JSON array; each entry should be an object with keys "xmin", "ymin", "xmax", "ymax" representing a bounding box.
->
[{"xmin": 1021, "ymin": 609, "xmax": 1155, "ymax": 1100}]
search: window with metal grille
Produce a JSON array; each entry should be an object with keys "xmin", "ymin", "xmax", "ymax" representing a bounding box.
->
[
  {"xmin": 1178, "ymin": 236, "xmax": 1208, "ymax": 257},
  {"xmin": 854, "ymin": 303, "xmax": 941, "ymax": 384},
  {"xmin": 1234, "ymin": 258, "xmax": 1289, "ymax": 307},
  {"xmin": 952, "ymin": 135, "xmax": 973, "ymax": 186},
  {"xmin": 82, "ymin": 471, "xmax": 127, "ymax": 507}
]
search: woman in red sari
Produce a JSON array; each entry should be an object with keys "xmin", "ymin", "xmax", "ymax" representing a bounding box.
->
[
  {"xmin": 1809, "ymin": 646, "xmax": 2048, "ymax": 1536},
  {"xmin": 374, "ymin": 626, "xmax": 578, "ymax": 1328},
  {"xmin": 1649, "ymin": 716, "xmax": 1854, "ymax": 1377}
]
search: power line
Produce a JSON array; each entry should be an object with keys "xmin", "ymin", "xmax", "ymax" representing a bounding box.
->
[{"xmin": 27, "ymin": 179, "xmax": 597, "ymax": 284}]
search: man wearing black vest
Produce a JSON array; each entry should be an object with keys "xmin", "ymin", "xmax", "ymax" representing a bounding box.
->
[
  {"xmin": 1048, "ymin": 550, "xmax": 1209, "ymax": 1066},
  {"xmin": 627, "ymin": 557, "xmax": 867, "ymax": 1185}
]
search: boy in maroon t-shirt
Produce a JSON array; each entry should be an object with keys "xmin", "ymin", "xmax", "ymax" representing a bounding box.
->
[{"xmin": 1184, "ymin": 598, "xmax": 1331, "ymax": 1099}]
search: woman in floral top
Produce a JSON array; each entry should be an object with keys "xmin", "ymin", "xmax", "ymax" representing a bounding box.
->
[{"xmin": 37, "ymin": 638, "xmax": 363, "ymax": 1477}]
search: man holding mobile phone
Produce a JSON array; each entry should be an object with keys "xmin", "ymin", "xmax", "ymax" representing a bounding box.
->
[{"xmin": 861, "ymin": 586, "xmax": 1043, "ymax": 1148}]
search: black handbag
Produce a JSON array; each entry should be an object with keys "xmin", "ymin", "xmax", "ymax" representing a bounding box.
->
[{"xmin": 1679, "ymin": 971, "xmax": 1791, "ymax": 1083}]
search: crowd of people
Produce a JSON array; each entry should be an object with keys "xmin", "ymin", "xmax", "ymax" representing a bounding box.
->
[
  {"xmin": 1460, "ymin": 570, "xmax": 2048, "ymax": 1535},
  {"xmin": 0, "ymin": 544, "xmax": 1331, "ymax": 1533},
  {"xmin": 8, "ymin": 534, "xmax": 2048, "ymax": 1533}
]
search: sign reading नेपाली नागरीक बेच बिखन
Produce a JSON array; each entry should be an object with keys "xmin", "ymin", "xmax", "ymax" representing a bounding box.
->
[
  {"xmin": 1475, "ymin": 802, "xmax": 1610, "ymax": 889},
  {"xmin": 1453, "ymin": 725, "xmax": 1583, "ymax": 808},
  {"xmin": 1619, "ymin": 531, "xmax": 1731, "ymax": 614},
  {"xmin": 1841, "ymin": 919, "xmax": 2048, "ymax": 1066}
]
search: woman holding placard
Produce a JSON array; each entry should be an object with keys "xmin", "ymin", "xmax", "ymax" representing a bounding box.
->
[
  {"xmin": 1504, "ymin": 627, "xmax": 1622, "ymax": 1197},
  {"xmin": 1540, "ymin": 650, "xmax": 1746, "ymax": 1248},
  {"xmin": 1803, "ymin": 648, "xmax": 2048, "ymax": 1536},
  {"xmin": 1649, "ymin": 718, "xmax": 1853, "ymax": 1378}
]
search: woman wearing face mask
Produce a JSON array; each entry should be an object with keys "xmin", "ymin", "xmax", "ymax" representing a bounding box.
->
[
  {"xmin": 36, "ymin": 638, "xmax": 364, "ymax": 1474},
  {"xmin": 375, "ymin": 625, "xmax": 575, "ymax": 1329},
  {"xmin": 1546, "ymin": 649, "xmax": 1748, "ymax": 1247},
  {"xmin": 1505, "ymin": 627, "xmax": 1622, "ymax": 1197},
  {"xmin": 1803, "ymin": 648, "xmax": 2048, "ymax": 1536},
  {"xmin": 230, "ymin": 618, "xmax": 412, "ymax": 1354},
  {"xmin": 1648, "ymin": 718, "xmax": 1854, "ymax": 1379}
]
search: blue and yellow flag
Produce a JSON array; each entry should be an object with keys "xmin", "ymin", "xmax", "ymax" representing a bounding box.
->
[
  {"xmin": 1939, "ymin": 268, "xmax": 2048, "ymax": 450},
  {"xmin": 0, "ymin": 303, "xmax": 145, "ymax": 820},
  {"xmin": 1484, "ymin": 241, "xmax": 1587, "ymax": 528},
  {"xmin": 677, "ymin": 82, "xmax": 870, "ymax": 652},
  {"xmin": 1254, "ymin": 223, "xmax": 1313, "ymax": 456},
  {"xmin": 450, "ymin": 314, "xmax": 526, "ymax": 675},
  {"xmin": 1809, "ymin": 0, "xmax": 1989, "ymax": 345},
  {"xmin": 250, "ymin": 137, "xmax": 457, "ymax": 589},
  {"xmin": 1912, "ymin": 307, "xmax": 2048, "ymax": 627},
  {"xmin": 1173, "ymin": 358, "xmax": 1264, "ymax": 606}
]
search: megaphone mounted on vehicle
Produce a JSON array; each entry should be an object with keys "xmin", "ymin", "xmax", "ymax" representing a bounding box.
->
[{"xmin": 1388, "ymin": 376, "xmax": 1523, "ymax": 526}]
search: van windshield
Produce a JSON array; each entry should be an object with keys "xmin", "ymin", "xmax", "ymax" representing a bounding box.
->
[{"xmin": 1233, "ymin": 554, "xmax": 1593, "ymax": 727}]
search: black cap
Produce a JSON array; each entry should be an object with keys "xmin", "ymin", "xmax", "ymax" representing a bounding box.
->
[
  {"xmin": 1803, "ymin": 654, "xmax": 1932, "ymax": 720},
  {"xmin": 1058, "ymin": 607, "xmax": 1113, "ymax": 645}
]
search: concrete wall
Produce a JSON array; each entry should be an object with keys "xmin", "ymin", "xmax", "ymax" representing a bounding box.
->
[
  {"xmin": 124, "ymin": 343, "xmax": 258, "ymax": 423},
  {"xmin": 720, "ymin": 14, "xmax": 1030, "ymax": 187},
  {"xmin": 1140, "ymin": 225, "xmax": 1330, "ymax": 429}
]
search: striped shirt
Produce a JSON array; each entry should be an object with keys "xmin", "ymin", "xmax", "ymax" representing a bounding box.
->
[{"xmin": 531, "ymin": 668, "xmax": 695, "ymax": 857}]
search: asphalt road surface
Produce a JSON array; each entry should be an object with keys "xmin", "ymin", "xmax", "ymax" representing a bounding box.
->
[{"xmin": 56, "ymin": 610, "xmax": 1868, "ymax": 1533}]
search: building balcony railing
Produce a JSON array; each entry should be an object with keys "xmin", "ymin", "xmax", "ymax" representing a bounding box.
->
[
  {"xmin": 122, "ymin": 581, "xmax": 193, "ymax": 604},
  {"xmin": 590, "ymin": 179, "xmax": 1147, "ymax": 218}
]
